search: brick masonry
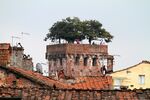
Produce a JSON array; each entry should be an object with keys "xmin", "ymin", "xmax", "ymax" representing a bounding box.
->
[
  {"xmin": 0, "ymin": 67, "xmax": 41, "ymax": 88},
  {"xmin": 0, "ymin": 86, "xmax": 150, "ymax": 100},
  {"xmin": 46, "ymin": 44, "xmax": 114, "ymax": 78},
  {"xmin": 0, "ymin": 43, "xmax": 11, "ymax": 66}
]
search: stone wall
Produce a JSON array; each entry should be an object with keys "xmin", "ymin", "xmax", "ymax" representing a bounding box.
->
[
  {"xmin": 11, "ymin": 46, "xmax": 24, "ymax": 68},
  {"xmin": 22, "ymin": 55, "xmax": 33, "ymax": 71},
  {"xmin": 10, "ymin": 45, "xmax": 33, "ymax": 71}
]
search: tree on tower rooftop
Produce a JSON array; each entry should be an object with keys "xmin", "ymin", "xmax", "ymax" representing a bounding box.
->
[{"xmin": 44, "ymin": 17, "xmax": 113, "ymax": 44}]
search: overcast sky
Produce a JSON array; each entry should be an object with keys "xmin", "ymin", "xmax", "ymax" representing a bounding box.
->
[{"xmin": 0, "ymin": 0, "xmax": 150, "ymax": 71}]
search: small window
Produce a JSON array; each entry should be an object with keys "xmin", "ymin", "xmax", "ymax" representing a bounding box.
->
[
  {"xmin": 75, "ymin": 56, "xmax": 80, "ymax": 65},
  {"xmin": 92, "ymin": 58, "xmax": 97, "ymax": 66},
  {"xmin": 114, "ymin": 79, "xmax": 121, "ymax": 89},
  {"xmin": 60, "ymin": 58, "xmax": 63, "ymax": 66},
  {"xmin": 84, "ymin": 57, "xmax": 88, "ymax": 66},
  {"xmin": 126, "ymin": 70, "xmax": 131, "ymax": 74},
  {"xmin": 139, "ymin": 75, "xmax": 145, "ymax": 84},
  {"xmin": 53, "ymin": 58, "xmax": 56, "ymax": 66}
]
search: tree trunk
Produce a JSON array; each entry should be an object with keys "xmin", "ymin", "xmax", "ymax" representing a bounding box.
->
[
  {"xmin": 59, "ymin": 38, "xmax": 61, "ymax": 44},
  {"xmin": 89, "ymin": 38, "xmax": 92, "ymax": 44},
  {"xmin": 68, "ymin": 40, "xmax": 74, "ymax": 43}
]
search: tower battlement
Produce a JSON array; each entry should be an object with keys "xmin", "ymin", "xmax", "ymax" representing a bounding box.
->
[{"xmin": 46, "ymin": 43, "xmax": 113, "ymax": 78}]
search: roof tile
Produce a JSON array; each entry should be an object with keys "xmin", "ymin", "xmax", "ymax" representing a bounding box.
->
[
  {"xmin": 72, "ymin": 76, "xmax": 112, "ymax": 90},
  {"xmin": 1, "ymin": 66, "xmax": 71, "ymax": 89}
]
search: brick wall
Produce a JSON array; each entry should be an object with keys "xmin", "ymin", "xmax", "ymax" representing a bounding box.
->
[
  {"xmin": 0, "ymin": 50, "xmax": 11, "ymax": 66},
  {"xmin": 0, "ymin": 67, "xmax": 41, "ymax": 88},
  {"xmin": 0, "ymin": 43, "xmax": 11, "ymax": 66},
  {"xmin": 46, "ymin": 44, "xmax": 108, "ymax": 57},
  {"xmin": 0, "ymin": 86, "xmax": 150, "ymax": 100},
  {"xmin": 46, "ymin": 44, "xmax": 113, "ymax": 78}
]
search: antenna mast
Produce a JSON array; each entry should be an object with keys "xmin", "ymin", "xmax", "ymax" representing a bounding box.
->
[{"xmin": 20, "ymin": 32, "xmax": 30, "ymax": 45}]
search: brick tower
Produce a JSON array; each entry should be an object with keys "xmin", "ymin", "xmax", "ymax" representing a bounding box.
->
[{"xmin": 46, "ymin": 43, "xmax": 114, "ymax": 78}]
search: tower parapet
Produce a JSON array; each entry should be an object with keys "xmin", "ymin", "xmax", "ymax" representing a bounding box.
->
[{"xmin": 46, "ymin": 43, "xmax": 113, "ymax": 78}]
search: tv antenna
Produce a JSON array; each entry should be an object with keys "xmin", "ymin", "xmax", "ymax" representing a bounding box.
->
[
  {"xmin": 11, "ymin": 36, "xmax": 20, "ymax": 47},
  {"xmin": 21, "ymin": 32, "xmax": 30, "ymax": 36},
  {"xmin": 20, "ymin": 32, "xmax": 30, "ymax": 45}
]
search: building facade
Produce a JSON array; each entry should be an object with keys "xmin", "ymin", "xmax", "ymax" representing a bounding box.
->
[
  {"xmin": 11, "ymin": 43, "xmax": 33, "ymax": 70},
  {"xmin": 0, "ymin": 43, "xmax": 33, "ymax": 70},
  {"xmin": 46, "ymin": 43, "xmax": 114, "ymax": 78},
  {"xmin": 111, "ymin": 60, "xmax": 150, "ymax": 90}
]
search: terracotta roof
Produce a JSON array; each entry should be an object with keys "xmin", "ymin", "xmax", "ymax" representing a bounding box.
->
[
  {"xmin": 113, "ymin": 60, "xmax": 150, "ymax": 73},
  {"xmin": 0, "ymin": 66, "xmax": 71, "ymax": 89},
  {"xmin": 0, "ymin": 66, "xmax": 113, "ymax": 90},
  {"xmin": 72, "ymin": 76, "xmax": 112, "ymax": 90}
]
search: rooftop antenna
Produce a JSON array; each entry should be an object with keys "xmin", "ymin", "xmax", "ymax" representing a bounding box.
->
[
  {"xmin": 11, "ymin": 36, "xmax": 20, "ymax": 47},
  {"xmin": 20, "ymin": 32, "xmax": 30, "ymax": 45}
]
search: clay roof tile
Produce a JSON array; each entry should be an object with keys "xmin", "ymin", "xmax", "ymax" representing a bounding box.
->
[
  {"xmin": 72, "ymin": 76, "xmax": 112, "ymax": 90},
  {"xmin": 0, "ymin": 66, "xmax": 71, "ymax": 89}
]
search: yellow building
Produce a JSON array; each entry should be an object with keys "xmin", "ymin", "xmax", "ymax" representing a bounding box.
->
[{"xmin": 111, "ymin": 60, "xmax": 150, "ymax": 90}]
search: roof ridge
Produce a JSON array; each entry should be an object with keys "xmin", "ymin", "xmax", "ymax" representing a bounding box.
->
[
  {"xmin": 0, "ymin": 66, "xmax": 70, "ymax": 89},
  {"xmin": 113, "ymin": 60, "xmax": 150, "ymax": 73}
]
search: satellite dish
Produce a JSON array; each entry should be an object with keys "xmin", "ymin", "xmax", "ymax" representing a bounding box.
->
[{"xmin": 36, "ymin": 63, "xmax": 43, "ymax": 74}]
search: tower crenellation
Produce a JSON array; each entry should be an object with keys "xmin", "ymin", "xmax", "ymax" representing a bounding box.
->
[{"xmin": 46, "ymin": 43, "xmax": 114, "ymax": 78}]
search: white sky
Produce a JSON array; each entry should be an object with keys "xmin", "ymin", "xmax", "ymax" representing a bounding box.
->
[{"xmin": 0, "ymin": 0, "xmax": 150, "ymax": 71}]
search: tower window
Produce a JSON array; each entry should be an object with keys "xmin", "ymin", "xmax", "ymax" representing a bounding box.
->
[
  {"xmin": 53, "ymin": 58, "xmax": 56, "ymax": 66},
  {"xmin": 84, "ymin": 57, "xmax": 88, "ymax": 66},
  {"xmin": 75, "ymin": 56, "xmax": 80, "ymax": 65},
  {"xmin": 60, "ymin": 58, "xmax": 63, "ymax": 66},
  {"xmin": 92, "ymin": 58, "xmax": 97, "ymax": 66}
]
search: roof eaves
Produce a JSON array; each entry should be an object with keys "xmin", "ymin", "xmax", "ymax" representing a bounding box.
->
[
  {"xmin": 0, "ymin": 66, "xmax": 68, "ymax": 88},
  {"xmin": 112, "ymin": 60, "xmax": 150, "ymax": 73}
]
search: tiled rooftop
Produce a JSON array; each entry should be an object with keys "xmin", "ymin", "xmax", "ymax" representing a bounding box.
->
[
  {"xmin": 0, "ymin": 65, "xmax": 114, "ymax": 90},
  {"xmin": 0, "ymin": 66, "xmax": 71, "ymax": 89},
  {"xmin": 72, "ymin": 76, "xmax": 112, "ymax": 90},
  {"xmin": 1, "ymin": 66, "xmax": 150, "ymax": 99}
]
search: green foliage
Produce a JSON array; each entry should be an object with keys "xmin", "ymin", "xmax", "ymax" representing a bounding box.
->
[{"xmin": 44, "ymin": 17, "xmax": 113, "ymax": 44}]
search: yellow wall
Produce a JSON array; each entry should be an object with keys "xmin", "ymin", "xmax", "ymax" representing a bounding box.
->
[{"xmin": 111, "ymin": 62, "xmax": 150, "ymax": 89}]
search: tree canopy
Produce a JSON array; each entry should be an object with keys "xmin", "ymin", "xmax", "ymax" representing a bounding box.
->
[{"xmin": 44, "ymin": 17, "xmax": 113, "ymax": 44}]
